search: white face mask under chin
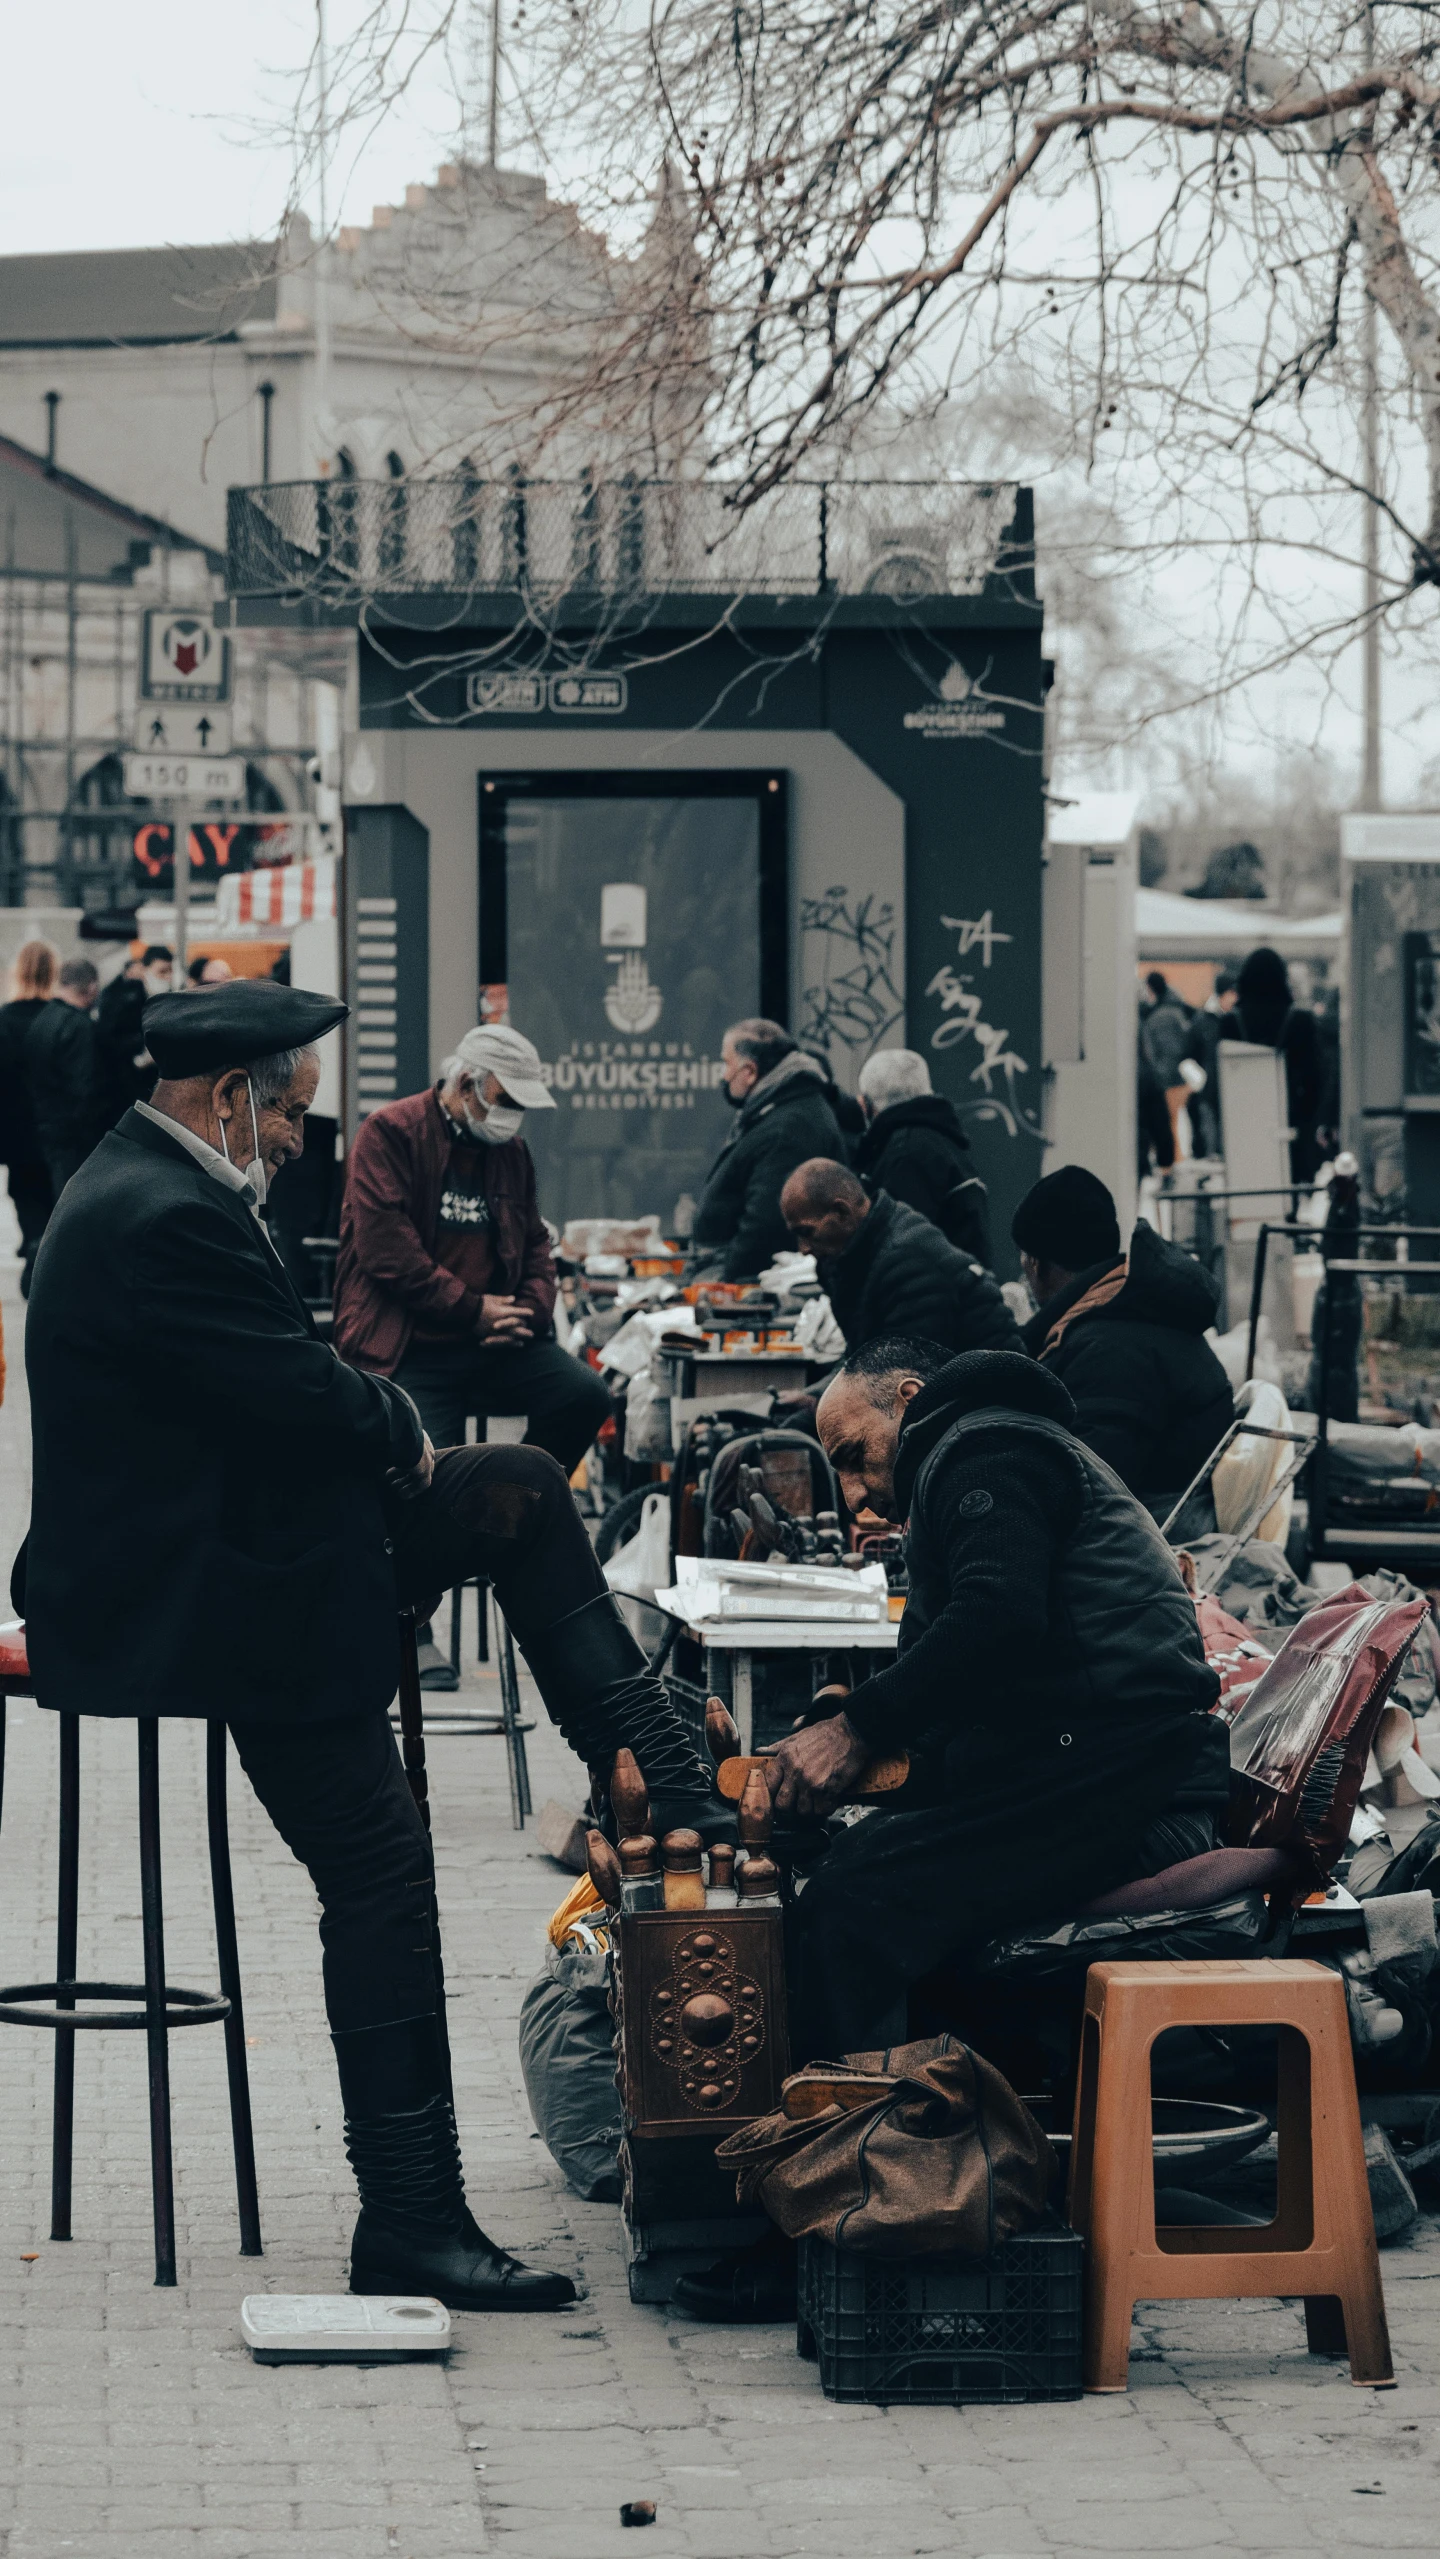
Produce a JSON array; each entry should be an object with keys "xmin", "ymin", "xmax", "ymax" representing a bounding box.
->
[{"xmin": 219, "ymin": 1077, "xmax": 268, "ymax": 1206}]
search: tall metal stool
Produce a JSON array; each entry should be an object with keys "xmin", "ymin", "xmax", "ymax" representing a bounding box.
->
[
  {"xmin": 398, "ymin": 1584, "xmax": 534, "ymax": 1830},
  {"xmin": 0, "ymin": 1628, "xmax": 262, "ymax": 2287}
]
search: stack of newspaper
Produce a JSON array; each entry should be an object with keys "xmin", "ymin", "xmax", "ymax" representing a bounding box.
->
[{"xmin": 655, "ymin": 1554, "xmax": 890, "ymax": 1627}]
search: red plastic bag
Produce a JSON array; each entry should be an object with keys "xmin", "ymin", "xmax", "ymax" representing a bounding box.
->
[
  {"xmin": 1194, "ymin": 1592, "xmax": 1274, "ymax": 1727},
  {"xmin": 1226, "ymin": 1584, "xmax": 1430, "ymax": 1887}
]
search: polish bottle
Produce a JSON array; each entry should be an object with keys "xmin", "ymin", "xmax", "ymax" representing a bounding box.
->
[
  {"xmin": 660, "ymin": 1828, "xmax": 706, "ymax": 1911},
  {"xmin": 736, "ymin": 1854, "xmax": 781, "ymax": 1908},
  {"xmin": 611, "ymin": 1748, "xmax": 650, "ymax": 1840},
  {"xmin": 618, "ymin": 1834, "xmax": 664, "ymax": 1913},
  {"xmin": 705, "ymin": 1842, "xmax": 738, "ymax": 1909},
  {"xmin": 585, "ymin": 1830, "xmax": 622, "ymax": 1909},
  {"xmin": 737, "ymin": 1766, "xmax": 774, "ymax": 1846}
]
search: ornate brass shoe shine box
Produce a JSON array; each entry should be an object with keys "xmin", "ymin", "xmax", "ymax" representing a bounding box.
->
[{"xmin": 616, "ymin": 1908, "xmax": 789, "ymax": 2140}]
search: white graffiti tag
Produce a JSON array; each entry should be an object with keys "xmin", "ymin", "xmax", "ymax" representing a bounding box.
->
[
  {"xmin": 937, "ymin": 911, "xmax": 1013, "ymax": 968},
  {"xmin": 925, "ymin": 905, "xmax": 1040, "ymax": 1139}
]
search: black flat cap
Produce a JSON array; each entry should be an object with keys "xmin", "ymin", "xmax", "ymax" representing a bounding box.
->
[{"xmin": 142, "ymin": 980, "xmax": 348, "ymax": 1079}]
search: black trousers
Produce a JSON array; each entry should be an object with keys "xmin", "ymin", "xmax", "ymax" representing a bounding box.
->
[
  {"xmin": 6, "ymin": 1161, "xmax": 52, "ymax": 1264},
  {"xmin": 394, "ymin": 1336, "xmax": 613, "ymax": 1476},
  {"xmin": 232, "ymin": 1443, "xmax": 608, "ymax": 2037},
  {"xmin": 788, "ymin": 1768, "xmax": 1215, "ymax": 2064}
]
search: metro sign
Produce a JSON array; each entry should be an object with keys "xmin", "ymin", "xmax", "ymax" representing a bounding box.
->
[{"xmin": 141, "ymin": 609, "xmax": 232, "ymax": 704}]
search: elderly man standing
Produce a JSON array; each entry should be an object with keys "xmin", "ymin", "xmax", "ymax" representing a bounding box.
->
[
  {"xmin": 333, "ymin": 1021, "xmax": 612, "ymax": 1474},
  {"xmin": 852, "ymin": 1048, "xmax": 992, "ymax": 1264},
  {"xmin": 690, "ymin": 1018, "xmax": 846, "ymax": 1281},
  {"xmin": 20, "ymin": 980, "xmax": 715, "ymax": 2308}
]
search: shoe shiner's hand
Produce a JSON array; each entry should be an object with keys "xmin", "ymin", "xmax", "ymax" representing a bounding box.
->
[{"xmin": 765, "ymin": 1712, "xmax": 869, "ymax": 1820}]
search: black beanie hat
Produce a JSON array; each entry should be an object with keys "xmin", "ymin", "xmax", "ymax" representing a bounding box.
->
[{"xmin": 1011, "ymin": 1165, "xmax": 1122, "ymax": 1271}]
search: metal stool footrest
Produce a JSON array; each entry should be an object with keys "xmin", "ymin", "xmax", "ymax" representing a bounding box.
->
[{"xmin": 0, "ymin": 1979, "xmax": 231, "ymax": 2030}]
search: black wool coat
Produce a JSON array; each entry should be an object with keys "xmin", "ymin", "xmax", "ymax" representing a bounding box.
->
[
  {"xmin": 1020, "ymin": 1219, "xmax": 1234, "ymax": 1513},
  {"xmin": 19, "ymin": 1109, "xmax": 423, "ymax": 1722},
  {"xmin": 819, "ymin": 1188, "xmax": 1020, "ymax": 1359},
  {"xmin": 852, "ymin": 1093, "xmax": 992, "ymax": 1265},
  {"xmin": 24, "ymin": 999, "xmax": 106, "ymax": 1160},
  {"xmin": 692, "ymin": 1061, "xmax": 846, "ymax": 1280}
]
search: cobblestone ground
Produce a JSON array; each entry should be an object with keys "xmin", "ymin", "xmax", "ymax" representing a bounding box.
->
[{"xmin": 3, "ymin": 1252, "xmax": 1440, "ymax": 2557}]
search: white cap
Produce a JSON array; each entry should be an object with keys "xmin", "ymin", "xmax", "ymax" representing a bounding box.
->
[{"xmin": 449, "ymin": 1022, "xmax": 556, "ymax": 1110}]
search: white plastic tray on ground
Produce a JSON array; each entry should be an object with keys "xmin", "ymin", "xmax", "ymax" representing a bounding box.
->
[{"xmin": 240, "ymin": 2294, "xmax": 451, "ymax": 2362}]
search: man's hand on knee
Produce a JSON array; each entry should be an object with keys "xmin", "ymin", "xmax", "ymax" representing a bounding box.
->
[
  {"xmin": 476, "ymin": 1293, "xmax": 533, "ymax": 1345},
  {"xmin": 390, "ymin": 1433, "xmax": 436, "ymax": 1498},
  {"xmin": 765, "ymin": 1712, "xmax": 870, "ymax": 1820}
]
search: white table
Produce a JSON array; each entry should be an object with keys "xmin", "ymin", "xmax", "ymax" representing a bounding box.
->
[{"xmin": 657, "ymin": 1605, "xmax": 900, "ymax": 1749}]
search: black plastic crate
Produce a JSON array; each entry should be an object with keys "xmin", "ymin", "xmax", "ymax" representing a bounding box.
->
[{"xmin": 797, "ymin": 2222, "xmax": 1083, "ymax": 2405}]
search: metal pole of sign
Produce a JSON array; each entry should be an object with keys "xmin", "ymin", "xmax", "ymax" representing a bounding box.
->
[{"xmin": 172, "ymin": 807, "xmax": 190, "ymax": 983}]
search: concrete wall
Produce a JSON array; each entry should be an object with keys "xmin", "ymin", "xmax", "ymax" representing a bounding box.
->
[{"xmin": 341, "ymin": 723, "xmax": 906, "ymax": 1088}]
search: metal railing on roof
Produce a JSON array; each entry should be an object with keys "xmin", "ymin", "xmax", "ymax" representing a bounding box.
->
[{"xmin": 225, "ymin": 474, "xmax": 1029, "ymax": 606}]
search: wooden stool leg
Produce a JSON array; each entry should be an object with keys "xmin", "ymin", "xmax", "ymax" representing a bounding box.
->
[
  {"xmin": 137, "ymin": 1723, "xmax": 177, "ymax": 2288},
  {"xmin": 1301, "ymin": 1997, "xmax": 1394, "ymax": 2387},
  {"xmin": 205, "ymin": 1723, "xmax": 262, "ymax": 2258},
  {"xmin": 1078, "ymin": 1989, "xmax": 1158, "ymax": 2393},
  {"xmin": 50, "ymin": 1713, "xmax": 79, "ymax": 2242}
]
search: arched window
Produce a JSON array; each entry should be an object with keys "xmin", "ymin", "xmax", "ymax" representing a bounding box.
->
[{"xmin": 379, "ymin": 450, "xmax": 408, "ymax": 582}]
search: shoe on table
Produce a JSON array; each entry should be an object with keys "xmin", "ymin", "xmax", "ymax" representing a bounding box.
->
[
  {"xmin": 671, "ymin": 2230, "xmax": 797, "ymax": 2323},
  {"xmin": 350, "ymin": 2205, "xmax": 576, "ymax": 2312}
]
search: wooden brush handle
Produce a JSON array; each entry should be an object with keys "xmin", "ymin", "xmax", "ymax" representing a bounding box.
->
[{"xmin": 715, "ymin": 1750, "xmax": 909, "ymax": 1802}]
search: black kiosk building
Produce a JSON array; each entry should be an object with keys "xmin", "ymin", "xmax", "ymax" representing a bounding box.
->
[{"xmin": 226, "ymin": 474, "xmax": 1047, "ymax": 1264}]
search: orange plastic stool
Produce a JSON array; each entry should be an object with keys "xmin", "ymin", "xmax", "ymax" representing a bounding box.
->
[{"xmin": 1068, "ymin": 1959, "xmax": 1392, "ymax": 2392}]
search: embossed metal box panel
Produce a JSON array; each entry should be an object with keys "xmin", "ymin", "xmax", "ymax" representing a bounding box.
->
[{"xmin": 617, "ymin": 1909, "xmax": 790, "ymax": 2140}]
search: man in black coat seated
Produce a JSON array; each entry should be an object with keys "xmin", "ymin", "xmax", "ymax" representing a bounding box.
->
[
  {"xmin": 691, "ymin": 1018, "xmax": 845, "ymax": 1279},
  {"xmin": 1013, "ymin": 1164, "xmax": 1234, "ymax": 1524},
  {"xmin": 674, "ymin": 1334, "xmax": 1227, "ymax": 2322},
  {"xmin": 20, "ymin": 978, "xmax": 715, "ymax": 2312},
  {"xmin": 853, "ymin": 1047, "xmax": 992, "ymax": 1264},
  {"xmin": 779, "ymin": 1159, "xmax": 1019, "ymax": 1358},
  {"xmin": 777, "ymin": 1337, "xmax": 1227, "ymax": 2052}
]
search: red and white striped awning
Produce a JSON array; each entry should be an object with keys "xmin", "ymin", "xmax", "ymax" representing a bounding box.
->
[{"xmin": 216, "ymin": 858, "xmax": 338, "ymax": 930}]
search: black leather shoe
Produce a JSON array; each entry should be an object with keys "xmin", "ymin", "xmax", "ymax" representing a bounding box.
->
[
  {"xmin": 350, "ymin": 2204, "xmax": 576, "ymax": 2312},
  {"xmin": 671, "ymin": 2235, "xmax": 797, "ymax": 2323}
]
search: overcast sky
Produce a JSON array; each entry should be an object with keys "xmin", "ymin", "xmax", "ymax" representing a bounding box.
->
[
  {"xmin": 3, "ymin": 0, "xmax": 1422, "ymax": 818},
  {"xmin": 0, "ymin": 1, "xmax": 459, "ymax": 258}
]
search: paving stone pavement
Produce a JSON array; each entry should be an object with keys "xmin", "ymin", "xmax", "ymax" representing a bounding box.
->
[{"xmin": 3, "ymin": 1246, "xmax": 1440, "ymax": 2557}]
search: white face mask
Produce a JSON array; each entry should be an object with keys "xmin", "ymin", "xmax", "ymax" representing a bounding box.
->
[
  {"xmin": 472, "ymin": 1100, "xmax": 524, "ymax": 1146},
  {"xmin": 218, "ymin": 1075, "xmax": 269, "ymax": 1205}
]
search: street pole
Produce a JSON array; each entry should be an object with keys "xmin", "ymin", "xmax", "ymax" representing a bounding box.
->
[
  {"xmin": 173, "ymin": 808, "xmax": 190, "ymax": 983},
  {"xmin": 487, "ymin": 0, "xmax": 501, "ymax": 165},
  {"xmin": 314, "ymin": 0, "xmax": 332, "ymax": 474},
  {"xmin": 1360, "ymin": 2, "xmax": 1382, "ymax": 812}
]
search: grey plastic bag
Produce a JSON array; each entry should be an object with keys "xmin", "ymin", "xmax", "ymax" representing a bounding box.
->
[{"xmin": 518, "ymin": 1943, "xmax": 623, "ymax": 2202}]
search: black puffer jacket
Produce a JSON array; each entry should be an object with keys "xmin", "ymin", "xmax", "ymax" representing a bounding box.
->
[
  {"xmin": 1020, "ymin": 1220, "xmax": 1233, "ymax": 1513},
  {"xmin": 692, "ymin": 1053, "xmax": 845, "ymax": 1280},
  {"xmin": 820, "ymin": 1188, "xmax": 1020, "ymax": 1358},
  {"xmin": 852, "ymin": 1093, "xmax": 992, "ymax": 1265}
]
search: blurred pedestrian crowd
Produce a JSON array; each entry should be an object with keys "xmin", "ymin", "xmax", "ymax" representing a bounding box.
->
[{"xmin": 1138, "ymin": 946, "xmax": 1340, "ymax": 1184}]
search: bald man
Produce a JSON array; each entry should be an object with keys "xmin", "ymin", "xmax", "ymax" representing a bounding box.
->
[{"xmin": 780, "ymin": 1158, "xmax": 1019, "ymax": 1360}]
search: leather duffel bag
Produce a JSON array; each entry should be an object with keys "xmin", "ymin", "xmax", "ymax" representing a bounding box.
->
[{"xmin": 715, "ymin": 2033, "xmax": 1055, "ymax": 2258}]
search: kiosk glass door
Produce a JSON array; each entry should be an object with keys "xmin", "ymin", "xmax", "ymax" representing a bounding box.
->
[{"xmin": 479, "ymin": 771, "xmax": 786, "ymax": 1229}]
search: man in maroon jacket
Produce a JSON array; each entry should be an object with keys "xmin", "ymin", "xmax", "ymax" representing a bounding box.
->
[{"xmin": 333, "ymin": 1023, "xmax": 612, "ymax": 1471}]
